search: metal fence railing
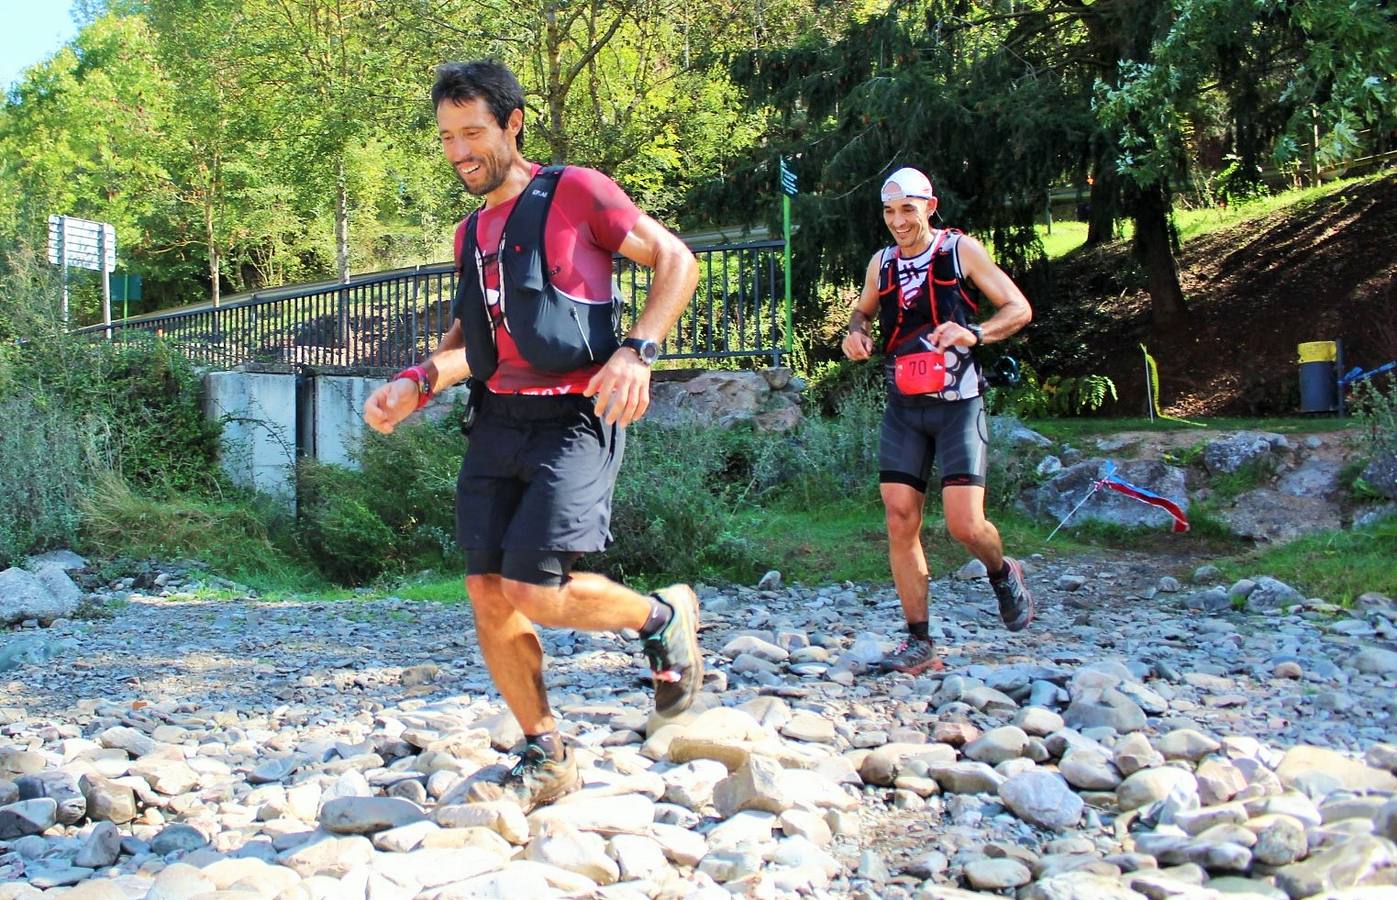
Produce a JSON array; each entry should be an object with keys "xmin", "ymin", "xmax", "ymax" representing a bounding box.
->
[{"xmin": 75, "ymin": 240, "xmax": 789, "ymax": 371}]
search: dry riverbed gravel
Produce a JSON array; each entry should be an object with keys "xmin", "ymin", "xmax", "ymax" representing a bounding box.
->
[{"xmin": 2, "ymin": 551, "xmax": 1396, "ymax": 898}]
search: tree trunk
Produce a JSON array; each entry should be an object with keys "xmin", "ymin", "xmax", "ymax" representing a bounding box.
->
[
  {"xmin": 545, "ymin": 2, "xmax": 568, "ymax": 164},
  {"xmin": 336, "ymin": 156, "xmax": 350, "ymax": 349},
  {"xmin": 335, "ymin": 157, "xmax": 350, "ymax": 283},
  {"xmin": 1132, "ymin": 181, "xmax": 1186, "ymax": 325},
  {"xmin": 205, "ymin": 195, "xmax": 220, "ymax": 309},
  {"xmin": 1086, "ymin": 162, "xmax": 1119, "ymax": 246}
]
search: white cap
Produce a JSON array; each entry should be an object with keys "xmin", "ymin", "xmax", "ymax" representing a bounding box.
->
[{"xmin": 880, "ymin": 167, "xmax": 935, "ymax": 202}]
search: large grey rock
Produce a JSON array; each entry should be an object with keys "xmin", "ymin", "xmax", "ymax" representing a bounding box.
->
[
  {"xmin": 1203, "ymin": 431, "xmax": 1288, "ymax": 475},
  {"xmin": 999, "ymin": 771, "xmax": 1083, "ymax": 831},
  {"xmin": 989, "ymin": 416, "xmax": 1052, "ymax": 450},
  {"xmin": 1222, "ymin": 489, "xmax": 1341, "ymax": 543},
  {"xmin": 647, "ymin": 370, "xmax": 803, "ymax": 432},
  {"xmin": 1273, "ymin": 835, "xmax": 1394, "ymax": 898},
  {"xmin": 1023, "ymin": 460, "xmax": 1189, "ymax": 531},
  {"xmin": 1353, "ymin": 645, "xmax": 1397, "ymax": 675},
  {"xmin": 1274, "ymin": 745, "xmax": 1397, "ymax": 797},
  {"xmin": 1063, "ymin": 687, "xmax": 1148, "ymax": 734},
  {"xmin": 24, "ymin": 549, "xmax": 87, "ymax": 571},
  {"xmin": 1117, "ymin": 767, "xmax": 1198, "ymax": 812},
  {"xmin": 150, "ymin": 822, "xmax": 208, "ymax": 855},
  {"xmin": 320, "ymin": 795, "xmax": 426, "ymax": 834},
  {"xmin": 1277, "ymin": 457, "xmax": 1343, "ymax": 497},
  {"xmin": 0, "ymin": 566, "xmax": 77, "ymax": 625},
  {"xmin": 0, "ymin": 798, "xmax": 58, "ymax": 839},
  {"xmin": 79, "ymin": 773, "xmax": 138, "ymax": 824},
  {"xmin": 1361, "ymin": 450, "xmax": 1397, "ymax": 500},
  {"xmin": 74, "ymin": 820, "xmax": 122, "ymax": 868},
  {"xmin": 16, "ymin": 770, "xmax": 85, "ymax": 824},
  {"xmin": 1246, "ymin": 576, "xmax": 1304, "ymax": 611}
]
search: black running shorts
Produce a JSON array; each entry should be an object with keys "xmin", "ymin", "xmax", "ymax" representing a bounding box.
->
[
  {"xmin": 879, "ymin": 394, "xmax": 988, "ymax": 493},
  {"xmin": 456, "ymin": 392, "xmax": 624, "ymax": 585}
]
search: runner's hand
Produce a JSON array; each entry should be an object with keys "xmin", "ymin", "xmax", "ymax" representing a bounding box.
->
[
  {"xmin": 364, "ymin": 379, "xmax": 419, "ymax": 435},
  {"xmin": 843, "ymin": 330, "xmax": 874, "ymax": 360},
  {"xmin": 931, "ymin": 322, "xmax": 976, "ymax": 352},
  {"xmin": 585, "ymin": 349, "xmax": 651, "ymax": 427}
]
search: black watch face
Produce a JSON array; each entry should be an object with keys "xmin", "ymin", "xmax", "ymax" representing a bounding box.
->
[{"xmin": 627, "ymin": 339, "xmax": 658, "ymax": 364}]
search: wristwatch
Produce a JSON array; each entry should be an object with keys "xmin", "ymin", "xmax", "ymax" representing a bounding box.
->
[
  {"xmin": 966, "ymin": 324, "xmax": 984, "ymax": 347},
  {"xmin": 621, "ymin": 337, "xmax": 660, "ymax": 366}
]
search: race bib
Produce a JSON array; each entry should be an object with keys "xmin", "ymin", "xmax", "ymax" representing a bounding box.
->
[{"xmin": 894, "ymin": 350, "xmax": 947, "ymax": 395}]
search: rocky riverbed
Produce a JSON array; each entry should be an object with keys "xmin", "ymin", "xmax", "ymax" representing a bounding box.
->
[{"xmin": 2, "ymin": 552, "xmax": 1396, "ymax": 899}]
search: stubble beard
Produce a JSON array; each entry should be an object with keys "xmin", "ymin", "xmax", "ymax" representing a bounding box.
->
[{"xmin": 458, "ymin": 153, "xmax": 509, "ymax": 197}]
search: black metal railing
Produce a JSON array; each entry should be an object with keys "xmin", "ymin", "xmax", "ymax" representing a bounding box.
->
[{"xmin": 76, "ymin": 240, "xmax": 788, "ymax": 370}]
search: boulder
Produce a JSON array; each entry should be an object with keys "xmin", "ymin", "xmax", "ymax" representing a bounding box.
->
[
  {"xmin": 1023, "ymin": 460, "xmax": 1188, "ymax": 532},
  {"xmin": 0, "ymin": 566, "xmax": 79, "ymax": 626},
  {"xmin": 1203, "ymin": 431, "xmax": 1289, "ymax": 475}
]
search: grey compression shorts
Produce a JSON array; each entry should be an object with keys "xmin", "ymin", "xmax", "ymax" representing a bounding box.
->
[{"xmin": 878, "ymin": 394, "xmax": 988, "ymax": 493}]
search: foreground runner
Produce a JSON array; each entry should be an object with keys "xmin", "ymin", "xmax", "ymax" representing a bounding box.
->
[
  {"xmin": 841, "ymin": 167, "xmax": 1037, "ymax": 675},
  {"xmin": 364, "ymin": 60, "xmax": 701, "ymax": 810}
]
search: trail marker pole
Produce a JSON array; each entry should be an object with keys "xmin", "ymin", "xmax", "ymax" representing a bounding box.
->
[{"xmin": 779, "ymin": 157, "xmax": 798, "ymax": 360}]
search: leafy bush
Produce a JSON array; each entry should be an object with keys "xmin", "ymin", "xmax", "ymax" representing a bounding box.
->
[
  {"xmin": 751, "ymin": 383, "xmax": 884, "ymax": 505},
  {"xmin": 803, "ymin": 358, "xmax": 884, "ymax": 417},
  {"xmin": 986, "ymin": 361, "xmax": 1117, "ymax": 418},
  {"xmin": 0, "ymin": 246, "xmax": 223, "ymax": 566},
  {"xmin": 296, "ymin": 411, "xmax": 466, "ymax": 582},
  {"xmin": 297, "ymin": 461, "xmax": 401, "ymax": 584},
  {"xmin": 0, "ymin": 389, "xmax": 87, "ymax": 567},
  {"xmin": 1351, "ymin": 372, "xmax": 1397, "ymax": 457},
  {"xmin": 594, "ymin": 423, "xmax": 763, "ymax": 584}
]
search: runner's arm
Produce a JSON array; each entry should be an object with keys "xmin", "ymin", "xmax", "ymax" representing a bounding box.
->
[
  {"xmin": 842, "ymin": 253, "xmax": 882, "ymax": 361},
  {"xmin": 929, "ymin": 235, "xmax": 1032, "ymax": 351},
  {"xmin": 363, "ymin": 320, "xmax": 470, "ymax": 435},
  {"xmin": 584, "ymin": 214, "xmax": 698, "ymax": 426}
]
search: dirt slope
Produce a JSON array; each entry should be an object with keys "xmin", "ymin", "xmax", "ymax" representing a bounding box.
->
[{"xmin": 1030, "ymin": 173, "xmax": 1397, "ymax": 416}]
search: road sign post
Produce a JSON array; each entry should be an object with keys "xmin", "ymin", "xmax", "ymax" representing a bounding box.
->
[{"xmin": 47, "ymin": 215, "xmax": 117, "ymax": 334}]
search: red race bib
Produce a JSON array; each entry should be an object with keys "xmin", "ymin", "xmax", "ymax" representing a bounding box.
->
[{"xmin": 894, "ymin": 350, "xmax": 947, "ymax": 395}]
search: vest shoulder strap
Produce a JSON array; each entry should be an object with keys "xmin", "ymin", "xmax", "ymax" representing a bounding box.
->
[{"xmin": 453, "ymin": 215, "xmax": 472, "ymax": 271}]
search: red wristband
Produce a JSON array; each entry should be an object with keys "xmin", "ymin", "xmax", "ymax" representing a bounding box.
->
[{"xmin": 393, "ymin": 365, "xmax": 432, "ymax": 410}]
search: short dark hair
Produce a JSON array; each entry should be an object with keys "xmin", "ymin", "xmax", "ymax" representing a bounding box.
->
[{"xmin": 431, "ymin": 60, "xmax": 525, "ymax": 150}]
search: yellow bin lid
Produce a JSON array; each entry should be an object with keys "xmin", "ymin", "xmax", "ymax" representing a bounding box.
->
[{"xmin": 1298, "ymin": 341, "xmax": 1336, "ymax": 363}]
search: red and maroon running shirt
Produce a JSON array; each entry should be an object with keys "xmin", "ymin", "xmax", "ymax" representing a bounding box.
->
[{"xmin": 454, "ymin": 164, "xmax": 642, "ymax": 395}]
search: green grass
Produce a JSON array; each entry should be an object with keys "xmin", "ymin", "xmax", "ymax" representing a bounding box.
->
[
  {"xmin": 1216, "ymin": 517, "xmax": 1397, "ymax": 606},
  {"xmin": 1027, "ymin": 416, "xmax": 1357, "ymax": 443},
  {"xmin": 735, "ymin": 496, "xmax": 1106, "ymax": 584},
  {"xmin": 1034, "ymin": 174, "xmax": 1379, "ymax": 260},
  {"xmin": 1038, "ymin": 221, "xmax": 1089, "ymax": 259}
]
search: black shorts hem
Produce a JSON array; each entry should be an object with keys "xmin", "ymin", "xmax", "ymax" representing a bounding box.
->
[
  {"xmin": 880, "ymin": 470, "xmax": 928, "ymax": 493},
  {"xmin": 941, "ymin": 473, "xmax": 987, "ymax": 488}
]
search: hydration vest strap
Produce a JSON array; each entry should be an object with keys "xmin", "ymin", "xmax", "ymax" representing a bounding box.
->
[{"xmin": 885, "ymin": 229, "xmax": 950, "ymax": 351}]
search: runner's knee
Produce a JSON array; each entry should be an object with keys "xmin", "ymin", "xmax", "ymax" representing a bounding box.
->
[
  {"xmin": 466, "ymin": 574, "xmax": 512, "ymax": 622},
  {"xmin": 945, "ymin": 513, "xmax": 985, "ymax": 546},
  {"xmin": 884, "ymin": 502, "xmax": 922, "ymax": 541}
]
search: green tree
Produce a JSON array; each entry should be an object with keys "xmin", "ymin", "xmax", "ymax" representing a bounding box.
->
[{"xmin": 0, "ymin": 14, "xmax": 177, "ymax": 320}]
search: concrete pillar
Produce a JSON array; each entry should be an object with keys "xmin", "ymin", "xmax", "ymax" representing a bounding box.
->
[{"xmin": 202, "ymin": 372, "xmax": 297, "ymax": 509}]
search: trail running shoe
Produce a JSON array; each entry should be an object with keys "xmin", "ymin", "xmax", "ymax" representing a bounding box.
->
[
  {"xmin": 992, "ymin": 557, "xmax": 1036, "ymax": 632},
  {"xmin": 497, "ymin": 743, "xmax": 580, "ymax": 812},
  {"xmin": 643, "ymin": 585, "xmax": 704, "ymax": 717},
  {"xmin": 879, "ymin": 638, "xmax": 944, "ymax": 675}
]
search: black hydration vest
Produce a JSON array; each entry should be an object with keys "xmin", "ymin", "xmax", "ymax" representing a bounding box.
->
[
  {"xmin": 451, "ymin": 166, "xmax": 621, "ymax": 381},
  {"xmin": 876, "ymin": 229, "xmax": 979, "ymax": 354}
]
